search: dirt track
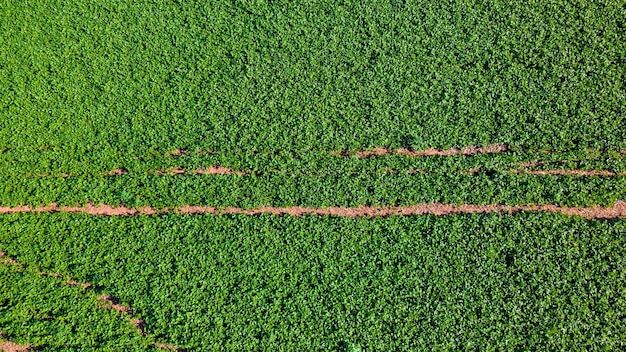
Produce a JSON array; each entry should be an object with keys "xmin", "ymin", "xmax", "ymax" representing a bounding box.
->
[
  {"xmin": 350, "ymin": 144, "xmax": 509, "ymax": 158},
  {"xmin": 0, "ymin": 341, "xmax": 32, "ymax": 352},
  {"xmin": 155, "ymin": 166, "xmax": 247, "ymax": 176},
  {"xmin": 510, "ymin": 169, "xmax": 626, "ymax": 176},
  {"xmin": 0, "ymin": 202, "xmax": 625, "ymax": 219}
]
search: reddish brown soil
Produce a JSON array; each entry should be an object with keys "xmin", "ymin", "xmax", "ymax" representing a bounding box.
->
[
  {"xmin": 0, "ymin": 252, "xmax": 19, "ymax": 266},
  {"xmin": 156, "ymin": 166, "xmax": 245, "ymax": 176},
  {"xmin": 0, "ymin": 258, "xmax": 19, "ymax": 266},
  {"xmin": 177, "ymin": 202, "xmax": 626, "ymax": 219},
  {"xmin": 510, "ymin": 169, "xmax": 626, "ymax": 177},
  {"xmin": 166, "ymin": 149, "xmax": 188, "ymax": 157},
  {"xmin": 352, "ymin": 144, "xmax": 508, "ymax": 158},
  {"xmin": 356, "ymin": 147, "xmax": 390, "ymax": 158},
  {"xmin": 137, "ymin": 206, "xmax": 160, "ymax": 215},
  {"xmin": 65, "ymin": 280, "xmax": 92, "ymax": 289},
  {"xmin": 156, "ymin": 167, "xmax": 185, "ymax": 176},
  {"xmin": 98, "ymin": 295, "xmax": 133, "ymax": 314},
  {"xmin": 0, "ymin": 341, "xmax": 32, "ymax": 352},
  {"xmin": 2, "ymin": 202, "xmax": 626, "ymax": 219},
  {"xmin": 194, "ymin": 166, "xmax": 247, "ymax": 175},
  {"xmin": 399, "ymin": 144, "xmax": 508, "ymax": 157},
  {"xmin": 104, "ymin": 168, "xmax": 127, "ymax": 176},
  {"xmin": 517, "ymin": 158, "xmax": 592, "ymax": 168},
  {"xmin": 176, "ymin": 205, "xmax": 218, "ymax": 215},
  {"xmin": 330, "ymin": 150, "xmax": 350, "ymax": 157},
  {"xmin": 151, "ymin": 343, "xmax": 184, "ymax": 351},
  {"xmin": 0, "ymin": 206, "xmax": 34, "ymax": 214},
  {"xmin": 517, "ymin": 161, "xmax": 545, "ymax": 167},
  {"xmin": 462, "ymin": 167, "xmax": 482, "ymax": 175},
  {"xmin": 38, "ymin": 270, "xmax": 92, "ymax": 289},
  {"xmin": 39, "ymin": 272, "xmax": 63, "ymax": 278},
  {"xmin": 130, "ymin": 319, "xmax": 145, "ymax": 335},
  {"xmin": 0, "ymin": 203, "xmax": 160, "ymax": 216},
  {"xmin": 407, "ymin": 169, "xmax": 425, "ymax": 174},
  {"xmin": 195, "ymin": 149, "xmax": 215, "ymax": 156},
  {"xmin": 62, "ymin": 203, "xmax": 139, "ymax": 216},
  {"xmin": 171, "ymin": 167, "xmax": 186, "ymax": 175}
]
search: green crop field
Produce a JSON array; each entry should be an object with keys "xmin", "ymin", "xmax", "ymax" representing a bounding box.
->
[{"xmin": 1, "ymin": 0, "xmax": 625, "ymax": 350}]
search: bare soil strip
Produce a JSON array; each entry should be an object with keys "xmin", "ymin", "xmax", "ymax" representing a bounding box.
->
[
  {"xmin": 156, "ymin": 166, "xmax": 247, "ymax": 176},
  {"xmin": 163, "ymin": 145, "xmax": 509, "ymax": 159},
  {"xmin": 152, "ymin": 343, "xmax": 185, "ymax": 351},
  {"xmin": 349, "ymin": 144, "xmax": 509, "ymax": 158},
  {"xmin": 177, "ymin": 203, "xmax": 626, "ymax": 219},
  {"xmin": 1, "ymin": 202, "xmax": 625, "ymax": 219},
  {"xmin": 0, "ymin": 256, "xmax": 20, "ymax": 266},
  {"xmin": 510, "ymin": 169, "xmax": 626, "ymax": 176},
  {"xmin": 0, "ymin": 341, "xmax": 32, "ymax": 352},
  {"xmin": 65, "ymin": 280, "xmax": 93, "ymax": 289},
  {"xmin": 0, "ymin": 331, "xmax": 32, "ymax": 352},
  {"xmin": 130, "ymin": 319, "xmax": 146, "ymax": 335},
  {"xmin": 103, "ymin": 168, "xmax": 127, "ymax": 176},
  {"xmin": 39, "ymin": 272, "xmax": 92, "ymax": 289},
  {"xmin": 194, "ymin": 166, "xmax": 247, "ymax": 175},
  {"xmin": 98, "ymin": 295, "xmax": 133, "ymax": 314},
  {"xmin": 166, "ymin": 149, "xmax": 189, "ymax": 157},
  {"xmin": 26, "ymin": 165, "xmax": 246, "ymax": 178}
]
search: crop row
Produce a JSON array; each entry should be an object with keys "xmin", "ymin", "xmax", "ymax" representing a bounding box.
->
[{"xmin": 0, "ymin": 171, "xmax": 624, "ymax": 208}]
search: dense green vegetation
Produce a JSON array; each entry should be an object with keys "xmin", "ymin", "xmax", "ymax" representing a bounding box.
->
[
  {"xmin": 2, "ymin": 147, "xmax": 626, "ymax": 178},
  {"xmin": 1, "ymin": 146, "xmax": 625, "ymax": 209},
  {"xmin": 1, "ymin": 213, "xmax": 625, "ymax": 350},
  {"xmin": 1, "ymin": 172, "xmax": 625, "ymax": 208},
  {"xmin": 1, "ymin": 0, "xmax": 625, "ymax": 164},
  {"xmin": 2, "ymin": 0, "xmax": 625, "ymax": 350},
  {"xmin": 0, "ymin": 260, "xmax": 150, "ymax": 351}
]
